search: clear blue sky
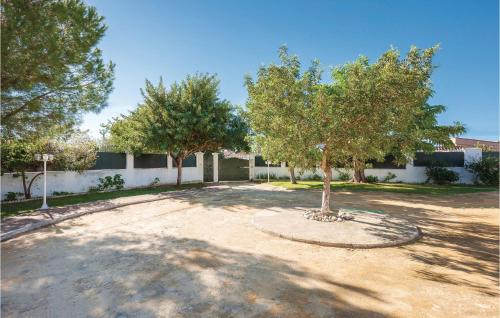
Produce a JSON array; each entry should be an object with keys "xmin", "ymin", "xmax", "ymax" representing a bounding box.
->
[{"xmin": 83, "ymin": 0, "xmax": 499, "ymax": 141}]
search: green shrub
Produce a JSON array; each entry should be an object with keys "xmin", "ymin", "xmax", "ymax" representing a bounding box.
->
[
  {"xmin": 113, "ymin": 174, "xmax": 125, "ymax": 189},
  {"xmin": 337, "ymin": 171, "xmax": 351, "ymax": 181},
  {"xmin": 466, "ymin": 157, "xmax": 499, "ymax": 186},
  {"xmin": 366, "ymin": 175, "xmax": 379, "ymax": 183},
  {"xmin": 95, "ymin": 174, "xmax": 125, "ymax": 191},
  {"xmin": 88, "ymin": 186, "xmax": 99, "ymax": 193},
  {"xmin": 425, "ymin": 166, "xmax": 459, "ymax": 185},
  {"xmin": 383, "ymin": 172, "xmax": 397, "ymax": 182},
  {"xmin": 150, "ymin": 177, "xmax": 160, "ymax": 187},
  {"xmin": 303, "ymin": 173, "xmax": 322, "ymax": 181},
  {"xmin": 97, "ymin": 176, "xmax": 114, "ymax": 190},
  {"xmin": 4, "ymin": 192, "xmax": 18, "ymax": 201},
  {"xmin": 255, "ymin": 172, "xmax": 277, "ymax": 180}
]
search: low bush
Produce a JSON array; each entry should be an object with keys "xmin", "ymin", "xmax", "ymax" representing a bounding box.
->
[
  {"xmin": 4, "ymin": 192, "xmax": 19, "ymax": 202},
  {"xmin": 366, "ymin": 175, "xmax": 379, "ymax": 183},
  {"xmin": 88, "ymin": 186, "xmax": 99, "ymax": 193},
  {"xmin": 150, "ymin": 177, "xmax": 161, "ymax": 187},
  {"xmin": 425, "ymin": 166, "xmax": 459, "ymax": 185},
  {"xmin": 303, "ymin": 173, "xmax": 322, "ymax": 181},
  {"xmin": 337, "ymin": 171, "xmax": 351, "ymax": 181},
  {"xmin": 95, "ymin": 174, "xmax": 126, "ymax": 191},
  {"xmin": 466, "ymin": 156, "xmax": 499, "ymax": 186},
  {"xmin": 255, "ymin": 172, "xmax": 277, "ymax": 180},
  {"xmin": 383, "ymin": 172, "xmax": 397, "ymax": 182}
]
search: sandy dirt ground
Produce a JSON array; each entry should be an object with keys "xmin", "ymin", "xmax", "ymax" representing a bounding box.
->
[{"xmin": 1, "ymin": 183, "xmax": 498, "ymax": 317}]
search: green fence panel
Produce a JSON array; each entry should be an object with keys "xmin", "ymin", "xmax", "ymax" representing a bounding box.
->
[
  {"xmin": 367, "ymin": 155, "xmax": 406, "ymax": 169},
  {"xmin": 134, "ymin": 154, "xmax": 167, "ymax": 169},
  {"xmin": 413, "ymin": 152, "xmax": 464, "ymax": 167},
  {"xmin": 483, "ymin": 152, "xmax": 499, "ymax": 159},
  {"xmin": 203, "ymin": 153, "xmax": 214, "ymax": 182},
  {"xmin": 88, "ymin": 152, "xmax": 127, "ymax": 170},
  {"xmin": 172, "ymin": 154, "xmax": 197, "ymax": 167}
]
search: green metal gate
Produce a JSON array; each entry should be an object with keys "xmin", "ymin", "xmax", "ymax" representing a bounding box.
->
[
  {"xmin": 203, "ymin": 153, "xmax": 214, "ymax": 182},
  {"xmin": 219, "ymin": 158, "xmax": 249, "ymax": 181}
]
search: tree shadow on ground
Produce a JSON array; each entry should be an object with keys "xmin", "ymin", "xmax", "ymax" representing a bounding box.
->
[
  {"xmin": 176, "ymin": 184, "xmax": 499, "ymax": 297},
  {"xmin": 2, "ymin": 183, "xmax": 498, "ymax": 316},
  {"xmin": 2, "ymin": 233, "xmax": 388, "ymax": 318},
  {"xmin": 363, "ymin": 195, "xmax": 499, "ymax": 297}
]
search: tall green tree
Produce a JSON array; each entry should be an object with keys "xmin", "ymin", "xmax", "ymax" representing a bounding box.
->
[
  {"xmin": 222, "ymin": 106, "xmax": 251, "ymax": 153},
  {"xmin": 1, "ymin": 0, "xmax": 115, "ymax": 137},
  {"xmin": 331, "ymin": 50, "xmax": 465, "ymax": 182},
  {"xmin": 1, "ymin": 133, "xmax": 98, "ymax": 199},
  {"xmin": 107, "ymin": 74, "xmax": 247, "ymax": 186},
  {"xmin": 247, "ymin": 46, "xmax": 462, "ymax": 214},
  {"xmin": 246, "ymin": 47, "xmax": 321, "ymax": 185}
]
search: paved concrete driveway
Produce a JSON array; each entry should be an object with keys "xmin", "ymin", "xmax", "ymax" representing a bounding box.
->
[{"xmin": 1, "ymin": 183, "xmax": 499, "ymax": 317}]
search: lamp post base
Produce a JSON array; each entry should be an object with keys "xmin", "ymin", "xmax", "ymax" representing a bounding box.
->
[{"xmin": 39, "ymin": 203, "xmax": 49, "ymax": 210}]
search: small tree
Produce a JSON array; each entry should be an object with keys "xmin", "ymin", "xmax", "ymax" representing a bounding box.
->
[
  {"xmin": 1, "ymin": 134, "xmax": 98, "ymax": 199},
  {"xmin": 108, "ymin": 74, "xmax": 246, "ymax": 186}
]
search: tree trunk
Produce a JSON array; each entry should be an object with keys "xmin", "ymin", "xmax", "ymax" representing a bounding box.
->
[
  {"xmin": 353, "ymin": 158, "xmax": 366, "ymax": 183},
  {"xmin": 21, "ymin": 171, "xmax": 29, "ymax": 199},
  {"xmin": 320, "ymin": 150, "xmax": 332, "ymax": 213},
  {"xmin": 27, "ymin": 172, "xmax": 44, "ymax": 198},
  {"xmin": 288, "ymin": 166, "xmax": 297, "ymax": 184},
  {"xmin": 20, "ymin": 171, "xmax": 44, "ymax": 199},
  {"xmin": 175, "ymin": 157, "xmax": 183, "ymax": 186}
]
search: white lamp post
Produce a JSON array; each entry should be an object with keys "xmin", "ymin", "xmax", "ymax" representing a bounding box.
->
[
  {"xmin": 35, "ymin": 153, "xmax": 54, "ymax": 210},
  {"xmin": 266, "ymin": 160, "xmax": 270, "ymax": 183}
]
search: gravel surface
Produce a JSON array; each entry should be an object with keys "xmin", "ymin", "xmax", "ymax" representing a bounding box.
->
[{"xmin": 1, "ymin": 183, "xmax": 498, "ymax": 317}]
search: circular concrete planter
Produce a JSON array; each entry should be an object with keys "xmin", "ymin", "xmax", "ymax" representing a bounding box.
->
[{"xmin": 252, "ymin": 209, "xmax": 422, "ymax": 249}]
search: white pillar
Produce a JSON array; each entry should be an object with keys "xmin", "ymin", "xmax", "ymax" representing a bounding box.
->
[
  {"xmin": 406, "ymin": 155, "xmax": 414, "ymax": 167},
  {"xmin": 124, "ymin": 153, "xmax": 134, "ymax": 187},
  {"xmin": 126, "ymin": 153, "xmax": 134, "ymax": 170},
  {"xmin": 195, "ymin": 152, "xmax": 204, "ymax": 183},
  {"xmin": 167, "ymin": 154, "xmax": 174, "ymax": 183},
  {"xmin": 212, "ymin": 152, "xmax": 219, "ymax": 182},
  {"xmin": 464, "ymin": 148, "xmax": 482, "ymax": 165},
  {"xmin": 462, "ymin": 148, "xmax": 482, "ymax": 184},
  {"xmin": 281, "ymin": 162, "xmax": 286, "ymax": 168},
  {"xmin": 249, "ymin": 153, "xmax": 256, "ymax": 181},
  {"xmin": 167, "ymin": 154, "xmax": 173, "ymax": 169}
]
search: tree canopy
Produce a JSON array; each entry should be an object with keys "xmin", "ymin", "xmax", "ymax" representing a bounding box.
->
[
  {"xmin": 1, "ymin": 132, "xmax": 98, "ymax": 198},
  {"xmin": 245, "ymin": 46, "xmax": 322, "ymax": 173},
  {"xmin": 246, "ymin": 45, "xmax": 464, "ymax": 214},
  {"xmin": 329, "ymin": 47, "xmax": 465, "ymax": 181},
  {"xmin": 1, "ymin": 0, "xmax": 115, "ymax": 138},
  {"xmin": 107, "ymin": 73, "xmax": 248, "ymax": 185}
]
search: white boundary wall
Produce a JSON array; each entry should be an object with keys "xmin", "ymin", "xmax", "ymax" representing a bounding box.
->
[
  {"xmin": 0, "ymin": 148, "xmax": 486, "ymax": 200},
  {"xmin": 1, "ymin": 153, "xmax": 204, "ymax": 199},
  {"xmin": 252, "ymin": 148, "xmax": 482, "ymax": 184}
]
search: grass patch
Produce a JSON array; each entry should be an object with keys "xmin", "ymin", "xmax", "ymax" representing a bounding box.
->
[
  {"xmin": 1, "ymin": 183, "xmax": 203, "ymax": 218},
  {"xmin": 270, "ymin": 181, "xmax": 498, "ymax": 195}
]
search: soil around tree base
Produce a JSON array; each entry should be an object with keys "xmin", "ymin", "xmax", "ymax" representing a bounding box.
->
[{"xmin": 253, "ymin": 208, "xmax": 422, "ymax": 248}]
